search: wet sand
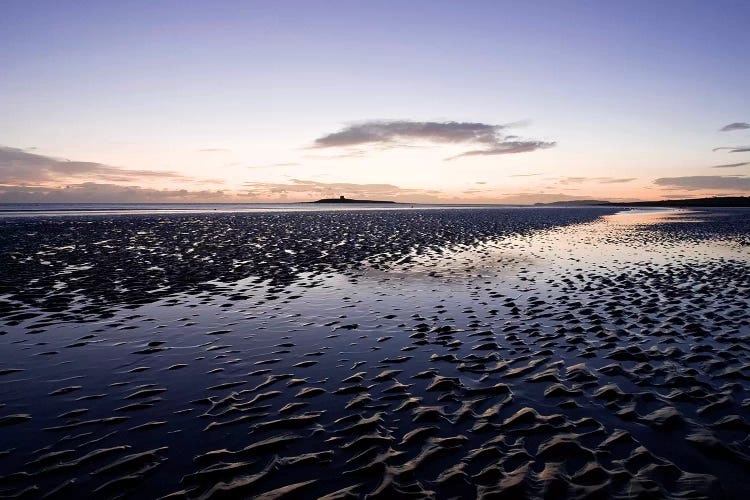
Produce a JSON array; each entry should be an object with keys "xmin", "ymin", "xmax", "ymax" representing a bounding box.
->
[{"xmin": 1, "ymin": 207, "xmax": 749, "ymax": 499}]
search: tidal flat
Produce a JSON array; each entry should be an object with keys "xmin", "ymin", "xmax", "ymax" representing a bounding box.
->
[{"xmin": 1, "ymin": 207, "xmax": 749, "ymax": 499}]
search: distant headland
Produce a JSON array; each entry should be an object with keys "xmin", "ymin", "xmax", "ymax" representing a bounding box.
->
[
  {"xmin": 310, "ymin": 195, "xmax": 398, "ymax": 204},
  {"xmin": 536, "ymin": 196, "xmax": 750, "ymax": 208}
]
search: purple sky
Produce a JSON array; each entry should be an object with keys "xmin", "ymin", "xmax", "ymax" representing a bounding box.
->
[{"xmin": 1, "ymin": 1, "xmax": 749, "ymax": 203}]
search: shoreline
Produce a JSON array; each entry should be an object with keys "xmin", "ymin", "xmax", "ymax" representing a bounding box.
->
[{"xmin": 0, "ymin": 202, "xmax": 718, "ymax": 218}]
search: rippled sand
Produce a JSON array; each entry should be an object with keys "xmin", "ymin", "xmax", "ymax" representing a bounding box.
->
[{"xmin": 1, "ymin": 207, "xmax": 749, "ymax": 499}]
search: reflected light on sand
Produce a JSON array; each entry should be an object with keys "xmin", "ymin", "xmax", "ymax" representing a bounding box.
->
[{"xmin": 602, "ymin": 208, "xmax": 704, "ymax": 225}]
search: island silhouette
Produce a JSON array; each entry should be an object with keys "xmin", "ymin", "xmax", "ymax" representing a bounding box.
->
[{"xmin": 311, "ymin": 195, "xmax": 397, "ymax": 204}]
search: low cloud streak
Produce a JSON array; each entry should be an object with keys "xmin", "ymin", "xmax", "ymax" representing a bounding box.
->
[
  {"xmin": 0, "ymin": 146, "xmax": 185, "ymax": 185},
  {"xmin": 243, "ymin": 178, "xmax": 441, "ymax": 201},
  {"xmin": 446, "ymin": 141, "xmax": 555, "ymax": 160},
  {"xmin": 0, "ymin": 182, "xmax": 236, "ymax": 203},
  {"xmin": 711, "ymin": 162, "xmax": 749, "ymax": 169},
  {"xmin": 557, "ymin": 176, "xmax": 636, "ymax": 185}
]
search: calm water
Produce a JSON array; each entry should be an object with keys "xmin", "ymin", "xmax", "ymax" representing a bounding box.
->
[{"xmin": 0, "ymin": 202, "xmax": 535, "ymax": 217}]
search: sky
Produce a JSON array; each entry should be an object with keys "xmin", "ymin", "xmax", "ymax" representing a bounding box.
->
[{"xmin": 1, "ymin": 0, "xmax": 749, "ymax": 204}]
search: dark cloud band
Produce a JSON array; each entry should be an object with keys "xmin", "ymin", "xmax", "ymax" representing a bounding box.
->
[
  {"xmin": 654, "ymin": 175, "xmax": 750, "ymax": 191},
  {"xmin": 312, "ymin": 120, "xmax": 554, "ymax": 159},
  {"xmin": 720, "ymin": 122, "xmax": 750, "ymax": 132}
]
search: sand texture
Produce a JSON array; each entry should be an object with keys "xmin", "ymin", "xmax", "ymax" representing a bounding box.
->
[{"xmin": 1, "ymin": 207, "xmax": 749, "ymax": 499}]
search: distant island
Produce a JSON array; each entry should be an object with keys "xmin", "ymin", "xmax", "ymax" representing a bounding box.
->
[
  {"xmin": 311, "ymin": 195, "xmax": 398, "ymax": 204},
  {"xmin": 536, "ymin": 196, "xmax": 750, "ymax": 208},
  {"xmin": 607, "ymin": 196, "xmax": 750, "ymax": 208}
]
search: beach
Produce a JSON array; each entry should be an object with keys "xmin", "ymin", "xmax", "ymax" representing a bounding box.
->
[{"xmin": 1, "ymin": 206, "xmax": 749, "ymax": 499}]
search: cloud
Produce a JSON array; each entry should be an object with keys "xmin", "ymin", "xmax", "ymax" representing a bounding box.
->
[
  {"xmin": 720, "ymin": 122, "xmax": 750, "ymax": 132},
  {"xmin": 243, "ymin": 178, "xmax": 440, "ymax": 201},
  {"xmin": 509, "ymin": 173, "xmax": 543, "ymax": 177},
  {"xmin": 711, "ymin": 162, "xmax": 749, "ymax": 169},
  {"xmin": 0, "ymin": 146, "xmax": 185, "ymax": 185},
  {"xmin": 446, "ymin": 141, "xmax": 555, "ymax": 160},
  {"xmin": 557, "ymin": 176, "xmax": 636, "ymax": 185},
  {"xmin": 0, "ymin": 177, "xmax": 647, "ymax": 205},
  {"xmin": 314, "ymin": 121, "xmax": 500, "ymax": 147},
  {"xmin": 311, "ymin": 120, "xmax": 554, "ymax": 160},
  {"xmin": 558, "ymin": 177, "xmax": 587, "ymax": 184},
  {"xmin": 192, "ymin": 178, "xmax": 226, "ymax": 185},
  {"xmin": 0, "ymin": 182, "xmax": 237, "ymax": 203},
  {"xmin": 712, "ymin": 146, "xmax": 750, "ymax": 153},
  {"xmin": 597, "ymin": 177, "xmax": 637, "ymax": 184},
  {"xmin": 654, "ymin": 175, "xmax": 750, "ymax": 191},
  {"xmin": 197, "ymin": 148, "xmax": 230, "ymax": 152}
]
